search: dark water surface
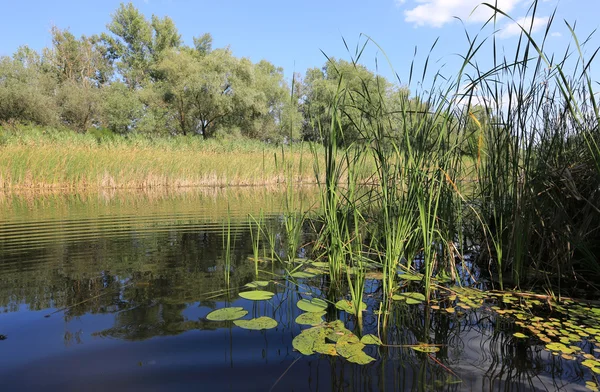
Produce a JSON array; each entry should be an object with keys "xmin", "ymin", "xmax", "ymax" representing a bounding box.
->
[{"xmin": 0, "ymin": 189, "xmax": 592, "ymax": 391}]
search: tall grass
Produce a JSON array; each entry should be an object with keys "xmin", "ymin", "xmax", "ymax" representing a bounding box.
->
[
  {"xmin": 309, "ymin": 0, "xmax": 600, "ymax": 312},
  {"xmin": 0, "ymin": 124, "xmax": 322, "ymax": 189}
]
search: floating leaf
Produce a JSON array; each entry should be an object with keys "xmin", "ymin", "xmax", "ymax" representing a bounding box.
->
[
  {"xmin": 411, "ymin": 344, "xmax": 440, "ymax": 353},
  {"xmin": 234, "ymin": 317, "xmax": 277, "ymax": 330},
  {"xmin": 445, "ymin": 307, "xmax": 456, "ymax": 314},
  {"xmin": 347, "ymin": 351, "xmax": 376, "ymax": 365},
  {"xmin": 310, "ymin": 261, "xmax": 330, "ymax": 269},
  {"xmin": 292, "ymin": 327, "xmax": 327, "ymax": 355},
  {"xmin": 513, "ymin": 332, "xmax": 528, "ymax": 339},
  {"xmin": 393, "ymin": 292, "xmax": 426, "ymax": 305},
  {"xmin": 361, "ymin": 334, "xmax": 382, "ymax": 346},
  {"xmin": 336, "ymin": 333, "xmax": 364, "ymax": 359},
  {"xmin": 206, "ymin": 307, "xmax": 248, "ymax": 321},
  {"xmin": 398, "ymin": 272, "xmax": 422, "ymax": 281},
  {"xmin": 296, "ymin": 311, "xmax": 325, "ymax": 326},
  {"xmin": 313, "ymin": 342, "xmax": 337, "ymax": 356},
  {"xmin": 297, "ymin": 298, "xmax": 328, "ymax": 313},
  {"xmin": 244, "ymin": 281, "xmax": 269, "ymax": 288},
  {"xmin": 290, "ymin": 271, "xmax": 316, "ymax": 279},
  {"xmin": 335, "ymin": 300, "xmax": 367, "ymax": 314},
  {"xmin": 239, "ymin": 290, "xmax": 274, "ymax": 301}
]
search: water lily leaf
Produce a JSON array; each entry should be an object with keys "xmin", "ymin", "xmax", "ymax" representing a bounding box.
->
[
  {"xmin": 445, "ymin": 307, "xmax": 456, "ymax": 314},
  {"xmin": 290, "ymin": 271, "xmax": 315, "ymax": 279},
  {"xmin": 361, "ymin": 334, "xmax": 382, "ymax": 346},
  {"xmin": 206, "ymin": 307, "xmax": 248, "ymax": 321},
  {"xmin": 310, "ymin": 261, "xmax": 330, "ymax": 269},
  {"xmin": 513, "ymin": 332, "xmax": 528, "ymax": 339},
  {"xmin": 313, "ymin": 342, "xmax": 337, "ymax": 356},
  {"xmin": 234, "ymin": 317, "xmax": 277, "ymax": 330},
  {"xmin": 244, "ymin": 281, "xmax": 270, "ymax": 288},
  {"xmin": 583, "ymin": 359, "xmax": 600, "ymax": 369},
  {"xmin": 347, "ymin": 351, "xmax": 376, "ymax": 365},
  {"xmin": 393, "ymin": 292, "xmax": 426, "ymax": 305},
  {"xmin": 239, "ymin": 290, "xmax": 274, "ymax": 301},
  {"xmin": 335, "ymin": 300, "xmax": 367, "ymax": 314},
  {"xmin": 296, "ymin": 311, "xmax": 325, "ymax": 326},
  {"xmin": 292, "ymin": 327, "xmax": 327, "ymax": 355},
  {"xmin": 411, "ymin": 344, "xmax": 440, "ymax": 353},
  {"xmin": 297, "ymin": 298, "xmax": 328, "ymax": 313},
  {"xmin": 325, "ymin": 320, "xmax": 351, "ymax": 343},
  {"xmin": 336, "ymin": 333, "xmax": 364, "ymax": 359},
  {"xmin": 398, "ymin": 272, "xmax": 422, "ymax": 281}
]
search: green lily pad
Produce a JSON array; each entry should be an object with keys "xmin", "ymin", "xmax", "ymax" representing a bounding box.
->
[
  {"xmin": 393, "ymin": 292, "xmax": 426, "ymax": 305},
  {"xmin": 361, "ymin": 334, "xmax": 382, "ymax": 346},
  {"xmin": 297, "ymin": 298, "xmax": 328, "ymax": 312},
  {"xmin": 313, "ymin": 342, "xmax": 337, "ymax": 356},
  {"xmin": 233, "ymin": 316, "xmax": 277, "ymax": 330},
  {"xmin": 244, "ymin": 281, "xmax": 270, "ymax": 288},
  {"xmin": 347, "ymin": 351, "xmax": 376, "ymax": 365},
  {"xmin": 398, "ymin": 273, "xmax": 422, "ymax": 281},
  {"xmin": 336, "ymin": 333, "xmax": 364, "ymax": 359},
  {"xmin": 513, "ymin": 332, "xmax": 528, "ymax": 339},
  {"xmin": 335, "ymin": 300, "xmax": 367, "ymax": 314},
  {"xmin": 290, "ymin": 271, "xmax": 316, "ymax": 279},
  {"xmin": 296, "ymin": 311, "xmax": 326, "ymax": 326},
  {"xmin": 206, "ymin": 307, "xmax": 248, "ymax": 321},
  {"xmin": 239, "ymin": 290, "xmax": 274, "ymax": 301},
  {"xmin": 411, "ymin": 345, "xmax": 441, "ymax": 353},
  {"xmin": 292, "ymin": 327, "xmax": 327, "ymax": 355}
]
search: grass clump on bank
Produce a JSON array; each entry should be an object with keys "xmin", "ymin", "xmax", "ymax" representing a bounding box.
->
[{"xmin": 0, "ymin": 124, "xmax": 321, "ymax": 190}]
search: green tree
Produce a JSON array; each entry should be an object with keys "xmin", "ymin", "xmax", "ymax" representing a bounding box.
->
[
  {"xmin": 0, "ymin": 46, "xmax": 58, "ymax": 126},
  {"xmin": 104, "ymin": 3, "xmax": 181, "ymax": 88},
  {"xmin": 301, "ymin": 58, "xmax": 392, "ymax": 145}
]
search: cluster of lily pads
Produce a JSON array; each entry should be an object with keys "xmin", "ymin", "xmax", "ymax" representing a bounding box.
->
[
  {"xmin": 206, "ymin": 280, "xmax": 278, "ymax": 330},
  {"xmin": 204, "ymin": 257, "xmax": 600, "ymax": 390}
]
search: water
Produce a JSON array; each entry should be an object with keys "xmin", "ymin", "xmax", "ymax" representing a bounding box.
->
[{"xmin": 0, "ymin": 189, "xmax": 594, "ymax": 391}]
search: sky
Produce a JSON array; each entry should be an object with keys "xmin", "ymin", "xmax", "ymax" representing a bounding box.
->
[{"xmin": 0, "ymin": 0, "xmax": 598, "ymax": 88}]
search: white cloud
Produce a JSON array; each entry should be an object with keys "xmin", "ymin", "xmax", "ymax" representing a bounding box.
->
[
  {"xmin": 551, "ymin": 31, "xmax": 562, "ymax": 37},
  {"xmin": 498, "ymin": 16, "xmax": 549, "ymax": 38},
  {"xmin": 402, "ymin": 0, "xmax": 524, "ymax": 28}
]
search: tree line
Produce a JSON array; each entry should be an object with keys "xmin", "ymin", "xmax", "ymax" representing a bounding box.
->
[{"xmin": 0, "ymin": 3, "xmax": 417, "ymax": 144}]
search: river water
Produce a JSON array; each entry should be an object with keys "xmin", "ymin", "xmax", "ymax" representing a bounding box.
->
[{"xmin": 0, "ymin": 188, "xmax": 591, "ymax": 391}]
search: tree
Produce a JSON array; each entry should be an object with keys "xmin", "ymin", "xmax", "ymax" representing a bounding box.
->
[
  {"xmin": 301, "ymin": 58, "xmax": 393, "ymax": 145},
  {"xmin": 100, "ymin": 81, "xmax": 144, "ymax": 134},
  {"xmin": 157, "ymin": 48, "xmax": 263, "ymax": 138},
  {"xmin": 104, "ymin": 3, "xmax": 181, "ymax": 88},
  {"xmin": 0, "ymin": 46, "xmax": 58, "ymax": 126}
]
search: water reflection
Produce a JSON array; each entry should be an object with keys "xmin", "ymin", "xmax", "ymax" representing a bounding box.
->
[{"xmin": 0, "ymin": 188, "xmax": 593, "ymax": 391}]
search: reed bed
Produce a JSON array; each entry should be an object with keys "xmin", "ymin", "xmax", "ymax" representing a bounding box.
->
[
  {"xmin": 0, "ymin": 126, "xmax": 322, "ymax": 189},
  {"xmin": 303, "ymin": 0, "xmax": 600, "ymax": 312}
]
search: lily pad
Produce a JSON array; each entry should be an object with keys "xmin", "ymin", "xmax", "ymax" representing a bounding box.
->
[
  {"xmin": 335, "ymin": 300, "xmax": 367, "ymax": 314},
  {"xmin": 297, "ymin": 298, "xmax": 328, "ymax": 313},
  {"xmin": 398, "ymin": 272, "xmax": 423, "ymax": 281},
  {"xmin": 513, "ymin": 332, "xmax": 528, "ymax": 339},
  {"xmin": 290, "ymin": 271, "xmax": 316, "ymax": 279},
  {"xmin": 239, "ymin": 290, "xmax": 274, "ymax": 301},
  {"xmin": 393, "ymin": 292, "xmax": 426, "ymax": 305},
  {"xmin": 361, "ymin": 334, "xmax": 382, "ymax": 346},
  {"xmin": 244, "ymin": 281, "xmax": 270, "ymax": 288},
  {"xmin": 206, "ymin": 307, "xmax": 248, "ymax": 321},
  {"xmin": 292, "ymin": 327, "xmax": 327, "ymax": 355},
  {"xmin": 336, "ymin": 333, "xmax": 364, "ymax": 359},
  {"xmin": 347, "ymin": 351, "xmax": 376, "ymax": 365},
  {"xmin": 411, "ymin": 344, "xmax": 440, "ymax": 353},
  {"xmin": 234, "ymin": 317, "xmax": 277, "ymax": 330},
  {"xmin": 296, "ymin": 311, "xmax": 326, "ymax": 326}
]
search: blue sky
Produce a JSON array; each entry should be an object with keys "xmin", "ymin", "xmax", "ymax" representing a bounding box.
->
[{"xmin": 0, "ymin": 0, "xmax": 598, "ymax": 86}]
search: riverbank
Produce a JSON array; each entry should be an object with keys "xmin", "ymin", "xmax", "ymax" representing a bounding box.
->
[{"xmin": 0, "ymin": 125, "xmax": 321, "ymax": 190}]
